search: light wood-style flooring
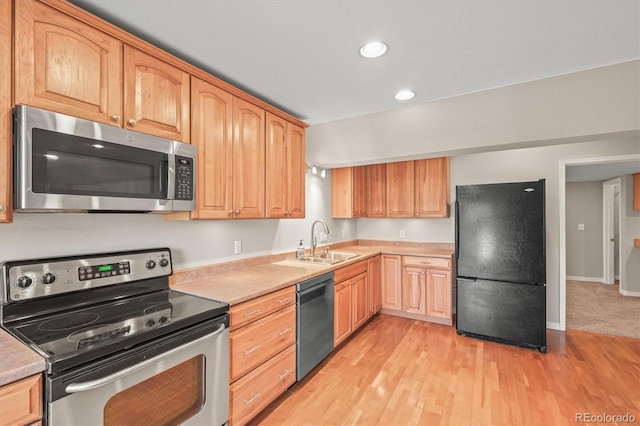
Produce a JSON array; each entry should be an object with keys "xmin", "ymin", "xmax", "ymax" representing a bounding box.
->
[{"xmin": 253, "ymin": 314, "xmax": 640, "ymax": 425}]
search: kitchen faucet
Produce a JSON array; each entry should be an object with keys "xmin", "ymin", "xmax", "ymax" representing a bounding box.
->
[{"xmin": 310, "ymin": 220, "xmax": 330, "ymax": 257}]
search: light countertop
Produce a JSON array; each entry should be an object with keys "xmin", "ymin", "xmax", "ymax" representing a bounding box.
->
[{"xmin": 0, "ymin": 329, "xmax": 46, "ymax": 386}]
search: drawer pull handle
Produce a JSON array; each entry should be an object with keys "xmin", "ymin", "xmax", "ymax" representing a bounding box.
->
[
  {"xmin": 278, "ymin": 297, "xmax": 291, "ymax": 303},
  {"xmin": 244, "ymin": 345, "xmax": 261, "ymax": 355},
  {"xmin": 278, "ymin": 369, "xmax": 291, "ymax": 380},
  {"xmin": 244, "ymin": 309, "xmax": 260, "ymax": 317},
  {"xmin": 244, "ymin": 393, "xmax": 261, "ymax": 405},
  {"xmin": 278, "ymin": 327, "xmax": 292, "ymax": 336},
  {"xmin": 420, "ymin": 262, "xmax": 431, "ymax": 265}
]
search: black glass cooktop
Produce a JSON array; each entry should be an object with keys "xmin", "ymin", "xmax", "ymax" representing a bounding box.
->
[{"xmin": 4, "ymin": 289, "xmax": 228, "ymax": 374}]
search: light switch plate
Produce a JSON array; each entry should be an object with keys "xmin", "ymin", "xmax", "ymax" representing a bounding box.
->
[{"xmin": 578, "ymin": 224, "xmax": 585, "ymax": 231}]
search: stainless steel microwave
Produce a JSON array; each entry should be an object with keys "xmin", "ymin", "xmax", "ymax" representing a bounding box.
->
[{"xmin": 13, "ymin": 105, "xmax": 196, "ymax": 212}]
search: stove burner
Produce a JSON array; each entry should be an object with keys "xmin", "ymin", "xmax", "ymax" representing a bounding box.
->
[
  {"xmin": 140, "ymin": 294, "xmax": 170, "ymax": 305},
  {"xmin": 38, "ymin": 312, "xmax": 100, "ymax": 331}
]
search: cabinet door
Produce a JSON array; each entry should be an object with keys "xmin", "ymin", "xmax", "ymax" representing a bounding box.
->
[
  {"xmin": 265, "ymin": 113, "xmax": 288, "ymax": 218},
  {"xmin": 334, "ymin": 280, "xmax": 352, "ymax": 347},
  {"xmin": 402, "ymin": 266, "xmax": 426, "ymax": 315},
  {"xmin": 415, "ymin": 157, "xmax": 449, "ymax": 218},
  {"xmin": 0, "ymin": 374, "xmax": 42, "ymax": 425},
  {"xmin": 286, "ymin": 123, "xmax": 306, "ymax": 218},
  {"xmin": 0, "ymin": 0, "xmax": 11, "ymax": 223},
  {"xmin": 367, "ymin": 255, "xmax": 382, "ymax": 316},
  {"xmin": 233, "ymin": 98, "xmax": 265, "ymax": 218},
  {"xmin": 351, "ymin": 272, "xmax": 369, "ymax": 330},
  {"xmin": 332, "ymin": 168, "xmax": 353, "ymax": 218},
  {"xmin": 426, "ymin": 269, "xmax": 452, "ymax": 320},
  {"xmin": 386, "ymin": 161, "xmax": 414, "ymax": 217},
  {"xmin": 15, "ymin": 0, "xmax": 123, "ymax": 126},
  {"xmin": 366, "ymin": 164, "xmax": 386, "ymax": 217},
  {"xmin": 124, "ymin": 46, "xmax": 190, "ymax": 142},
  {"xmin": 352, "ymin": 166, "xmax": 367, "ymax": 218},
  {"xmin": 190, "ymin": 78, "xmax": 233, "ymax": 219},
  {"xmin": 381, "ymin": 255, "xmax": 402, "ymax": 310}
]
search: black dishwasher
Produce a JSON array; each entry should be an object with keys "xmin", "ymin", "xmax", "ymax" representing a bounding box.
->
[{"xmin": 296, "ymin": 271, "xmax": 335, "ymax": 381}]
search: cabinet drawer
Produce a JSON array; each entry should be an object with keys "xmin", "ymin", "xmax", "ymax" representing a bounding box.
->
[
  {"xmin": 402, "ymin": 256, "xmax": 450, "ymax": 269},
  {"xmin": 230, "ymin": 286, "xmax": 295, "ymax": 330},
  {"xmin": 334, "ymin": 259, "xmax": 368, "ymax": 283},
  {"xmin": 229, "ymin": 344, "xmax": 296, "ymax": 426},
  {"xmin": 230, "ymin": 304, "xmax": 295, "ymax": 382}
]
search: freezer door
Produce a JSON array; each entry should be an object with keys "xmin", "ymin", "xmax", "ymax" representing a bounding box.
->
[
  {"xmin": 456, "ymin": 180, "xmax": 545, "ymax": 284},
  {"xmin": 456, "ymin": 278, "xmax": 546, "ymax": 351}
]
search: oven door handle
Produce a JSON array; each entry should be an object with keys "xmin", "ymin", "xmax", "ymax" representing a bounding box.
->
[{"xmin": 65, "ymin": 323, "xmax": 226, "ymax": 394}]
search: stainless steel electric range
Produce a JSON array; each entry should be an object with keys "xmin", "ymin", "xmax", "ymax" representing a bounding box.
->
[{"xmin": 1, "ymin": 248, "xmax": 229, "ymax": 426}]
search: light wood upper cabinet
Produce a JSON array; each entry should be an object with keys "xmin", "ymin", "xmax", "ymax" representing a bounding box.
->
[
  {"xmin": 387, "ymin": 158, "xmax": 449, "ymax": 218},
  {"xmin": 0, "ymin": 0, "xmax": 11, "ymax": 223},
  {"xmin": 233, "ymin": 98, "xmax": 265, "ymax": 219},
  {"xmin": 331, "ymin": 166, "xmax": 366, "ymax": 218},
  {"xmin": 14, "ymin": 0, "xmax": 123, "ymax": 126},
  {"xmin": 124, "ymin": 46, "xmax": 190, "ymax": 142},
  {"xmin": 634, "ymin": 173, "xmax": 640, "ymax": 210},
  {"xmin": 415, "ymin": 157, "xmax": 449, "ymax": 217},
  {"xmin": 189, "ymin": 77, "xmax": 233, "ymax": 219},
  {"xmin": 366, "ymin": 164, "xmax": 386, "ymax": 217},
  {"xmin": 266, "ymin": 112, "xmax": 305, "ymax": 218},
  {"xmin": 386, "ymin": 161, "xmax": 415, "ymax": 217}
]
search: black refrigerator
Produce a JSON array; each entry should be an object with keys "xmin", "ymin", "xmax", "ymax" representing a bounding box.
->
[{"xmin": 455, "ymin": 179, "xmax": 547, "ymax": 353}]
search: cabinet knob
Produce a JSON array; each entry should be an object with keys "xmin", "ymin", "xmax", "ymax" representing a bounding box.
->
[
  {"xmin": 235, "ymin": 210, "xmax": 240, "ymax": 215},
  {"xmin": 127, "ymin": 118, "xmax": 137, "ymax": 126},
  {"xmin": 0, "ymin": 204, "xmax": 5, "ymax": 213},
  {"xmin": 111, "ymin": 114, "xmax": 121, "ymax": 122},
  {"xmin": 228, "ymin": 210, "xmax": 234, "ymax": 215}
]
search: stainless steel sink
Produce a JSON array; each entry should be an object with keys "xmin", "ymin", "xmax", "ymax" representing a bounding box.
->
[{"xmin": 295, "ymin": 252, "xmax": 359, "ymax": 265}]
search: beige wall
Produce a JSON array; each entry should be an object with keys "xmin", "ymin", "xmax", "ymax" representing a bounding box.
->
[
  {"xmin": 565, "ymin": 181, "xmax": 604, "ymax": 280},
  {"xmin": 307, "ymin": 60, "xmax": 640, "ymax": 168}
]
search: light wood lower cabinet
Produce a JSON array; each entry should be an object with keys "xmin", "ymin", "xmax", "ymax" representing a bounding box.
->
[
  {"xmin": 0, "ymin": 374, "xmax": 43, "ymax": 426},
  {"xmin": 229, "ymin": 345, "xmax": 296, "ymax": 426},
  {"xmin": 228, "ymin": 287, "xmax": 295, "ymax": 425},
  {"xmin": 381, "ymin": 255, "xmax": 453, "ymax": 326},
  {"xmin": 334, "ymin": 259, "xmax": 374, "ymax": 347},
  {"xmin": 368, "ymin": 255, "xmax": 382, "ymax": 315}
]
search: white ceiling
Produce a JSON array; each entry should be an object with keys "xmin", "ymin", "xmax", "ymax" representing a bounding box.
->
[{"xmin": 68, "ymin": 0, "xmax": 640, "ymax": 126}]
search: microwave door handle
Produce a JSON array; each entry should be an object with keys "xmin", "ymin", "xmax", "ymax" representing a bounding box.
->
[
  {"xmin": 65, "ymin": 323, "xmax": 225, "ymax": 393},
  {"xmin": 159, "ymin": 157, "xmax": 169, "ymax": 199},
  {"xmin": 165, "ymin": 155, "xmax": 175, "ymax": 199}
]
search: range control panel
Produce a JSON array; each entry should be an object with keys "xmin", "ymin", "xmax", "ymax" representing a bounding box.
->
[{"xmin": 2, "ymin": 248, "xmax": 172, "ymax": 303}]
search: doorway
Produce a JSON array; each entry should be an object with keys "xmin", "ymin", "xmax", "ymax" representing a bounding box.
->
[
  {"xmin": 559, "ymin": 153, "xmax": 640, "ymax": 332},
  {"xmin": 602, "ymin": 178, "xmax": 621, "ymax": 286}
]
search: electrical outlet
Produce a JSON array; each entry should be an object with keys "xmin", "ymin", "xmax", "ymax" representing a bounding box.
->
[
  {"xmin": 341, "ymin": 229, "xmax": 346, "ymax": 238},
  {"xmin": 234, "ymin": 240, "xmax": 242, "ymax": 254},
  {"xmin": 320, "ymin": 232, "xmax": 328, "ymax": 242},
  {"xmin": 400, "ymin": 230, "xmax": 405, "ymax": 238},
  {"xmin": 578, "ymin": 224, "xmax": 585, "ymax": 231}
]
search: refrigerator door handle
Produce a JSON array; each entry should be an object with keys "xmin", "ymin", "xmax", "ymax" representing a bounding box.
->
[{"xmin": 455, "ymin": 200, "xmax": 460, "ymax": 260}]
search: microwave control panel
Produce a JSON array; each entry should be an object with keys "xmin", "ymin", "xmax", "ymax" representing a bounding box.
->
[{"xmin": 175, "ymin": 156, "xmax": 194, "ymax": 200}]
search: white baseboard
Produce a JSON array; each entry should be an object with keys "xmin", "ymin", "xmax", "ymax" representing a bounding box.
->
[
  {"xmin": 619, "ymin": 289, "xmax": 640, "ymax": 297},
  {"xmin": 566, "ymin": 275, "xmax": 605, "ymax": 283},
  {"xmin": 546, "ymin": 322, "xmax": 562, "ymax": 330}
]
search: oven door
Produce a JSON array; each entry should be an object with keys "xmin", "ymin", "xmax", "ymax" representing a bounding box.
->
[
  {"xmin": 47, "ymin": 316, "xmax": 229, "ymax": 426},
  {"xmin": 14, "ymin": 104, "xmax": 177, "ymax": 212}
]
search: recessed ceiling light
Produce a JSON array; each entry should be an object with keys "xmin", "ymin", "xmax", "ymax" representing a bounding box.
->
[
  {"xmin": 394, "ymin": 90, "xmax": 416, "ymax": 100},
  {"xmin": 359, "ymin": 41, "xmax": 388, "ymax": 58}
]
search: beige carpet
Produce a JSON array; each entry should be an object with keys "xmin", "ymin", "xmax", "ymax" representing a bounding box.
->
[{"xmin": 566, "ymin": 280, "xmax": 640, "ymax": 339}]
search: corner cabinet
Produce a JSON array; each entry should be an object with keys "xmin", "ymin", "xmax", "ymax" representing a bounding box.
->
[
  {"xmin": 0, "ymin": 0, "xmax": 12, "ymax": 222},
  {"xmin": 265, "ymin": 113, "xmax": 305, "ymax": 218}
]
